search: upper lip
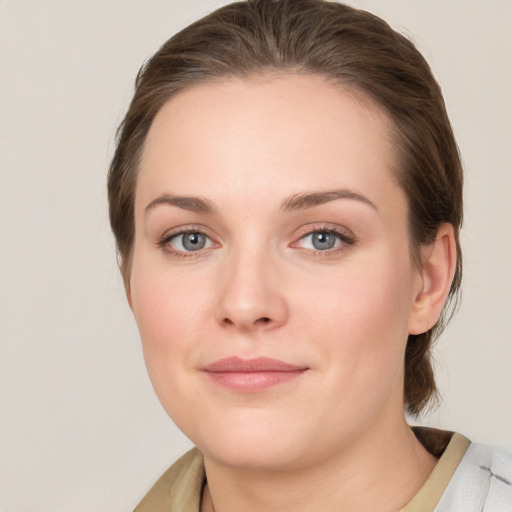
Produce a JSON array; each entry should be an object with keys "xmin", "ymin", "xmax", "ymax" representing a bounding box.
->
[{"xmin": 201, "ymin": 356, "xmax": 307, "ymax": 372}]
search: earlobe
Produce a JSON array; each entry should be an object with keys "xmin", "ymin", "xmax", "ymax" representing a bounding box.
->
[{"xmin": 408, "ymin": 223, "xmax": 457, "ymax": 335}]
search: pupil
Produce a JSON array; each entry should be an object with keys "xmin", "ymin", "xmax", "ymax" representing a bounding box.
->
[
  {"xmin": 313, "ymin": 232, "xmax": 335, "ymax": 250},
  {"xmin": 183, "ymin": 233, "xmax": 205, "ymax": 251}
]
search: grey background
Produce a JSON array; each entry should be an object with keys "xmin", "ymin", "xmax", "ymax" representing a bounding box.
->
[{"xmin": 1, "ymin": 0, "xmax": 511, "ymax": 510}]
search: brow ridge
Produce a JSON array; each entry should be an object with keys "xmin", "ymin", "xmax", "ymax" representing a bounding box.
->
[
  {"xmin": 145, "ymin": 189, "xmax": 376, "ymax": 215},
  {"xmin": 281, "ymin": 189, "xmax": 377, "ymax": 212},
  {"xmin": 145, "ymin": 194, "xmax": 217, "ymax": 214}
]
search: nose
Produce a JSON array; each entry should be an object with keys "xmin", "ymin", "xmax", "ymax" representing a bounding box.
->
[{"xmin": 214, "ymin": 247, "xmax": 288, "ymax": 332}]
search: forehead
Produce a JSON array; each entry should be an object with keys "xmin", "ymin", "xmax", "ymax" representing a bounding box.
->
[{"xmin": 137, "ymin": 74, "xmax": 402, "ymax": 216}]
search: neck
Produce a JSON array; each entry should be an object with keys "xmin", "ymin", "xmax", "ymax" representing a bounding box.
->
[{"xmin": 201, "ymin": 414, "xmax": 437, "ymax": 512}]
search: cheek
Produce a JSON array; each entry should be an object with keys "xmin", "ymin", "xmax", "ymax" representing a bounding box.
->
[
  {"xmin": 129, "ymin": 269, "xmax": 212, "ymax": 433},
  {"xmin": 298, "ymin": 252, "xmax": 415, "ymax": 386},
  {"xmin": 129, "ymin": 260, "xmax": 209, "ymax": 382}
]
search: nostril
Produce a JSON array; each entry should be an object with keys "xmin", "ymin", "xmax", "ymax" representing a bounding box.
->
[{"xmin": 222, "ymin": 316, "xmax": 271, "ymax": 326}]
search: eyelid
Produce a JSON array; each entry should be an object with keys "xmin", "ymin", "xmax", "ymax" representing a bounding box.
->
[
  {"xmin": 293, "ymin": 222, "xmax": 354, "ymax": 240},
  {"xmin": 290, "ymin": 223, "xmax": 355, "ymax": 253},
  {"xmin": 156, "ymin": 224, "xmax": 220, "ymax": 257},
  {"xmin": 155, "ymin": 222, "xmax": 354, "ymax": 258}
]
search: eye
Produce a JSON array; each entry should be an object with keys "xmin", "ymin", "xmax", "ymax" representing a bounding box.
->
[
  {"xmin": 293, "ymin": 227, "xmax": 354, "ymax": 253},
  {"xmin": 305, "ymin": 231, "xmax": 339, "ymax": 250},
  {"xmin": 166, "ymin": 231, "xmax": 214, "ymax": 253}
]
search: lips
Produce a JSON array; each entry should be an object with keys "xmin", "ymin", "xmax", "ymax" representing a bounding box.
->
[{"xmin": 201, "ymin": 356, "xmax": 308, "ymax": 392}]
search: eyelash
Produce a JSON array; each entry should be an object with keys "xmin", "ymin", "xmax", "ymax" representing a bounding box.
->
[
  {"xmin": 157, "ymin": 223, "xmax": 355, "ymax": 259},
  {"xmin": 157, "ymin": 225, "xmax": 218, "ymax": 259},
  {"xmin": 292, "ymin": 224, "xmax": 355, "ymax": 257}
]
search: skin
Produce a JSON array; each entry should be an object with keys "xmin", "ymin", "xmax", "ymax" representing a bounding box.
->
[{"xmin": 128, "ymin": 74, "xmax": 456, "ymax": 511}]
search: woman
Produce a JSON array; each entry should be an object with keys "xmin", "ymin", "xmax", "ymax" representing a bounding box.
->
[{"xmin": 108, "ymin": 0, "xmax": 512, "ymax": 510}]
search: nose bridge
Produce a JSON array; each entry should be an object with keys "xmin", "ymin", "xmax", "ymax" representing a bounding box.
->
[{"xmin": 215, "ymin": 237, "xmax": 287, "ymax": 331}]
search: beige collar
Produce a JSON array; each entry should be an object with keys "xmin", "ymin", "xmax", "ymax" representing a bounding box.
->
[
  {"xmin": 400, "ymin": 428, "xmax": 470, "ymax": 511},
  {"xmin": 134, "ymin": 428, "xmax": 470, "ymax": 512}
]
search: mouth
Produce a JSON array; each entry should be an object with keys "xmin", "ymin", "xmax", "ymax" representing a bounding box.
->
[{"xmin": 200, "ymin": 356, "xmax": 309, "ymax": 392}]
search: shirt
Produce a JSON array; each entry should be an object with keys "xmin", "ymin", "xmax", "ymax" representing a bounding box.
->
[{"xmin": 133, "ymin": 428, "xmax": 512, "ymax": 511}]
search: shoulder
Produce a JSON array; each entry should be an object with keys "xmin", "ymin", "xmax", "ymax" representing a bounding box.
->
[
  {"xmin": 133, "ymin": 448, "xmax": 205, "ymax": 512},
  {"xmin": 436, "ymin": 441, "xmax": 512, "ymax": 511}
]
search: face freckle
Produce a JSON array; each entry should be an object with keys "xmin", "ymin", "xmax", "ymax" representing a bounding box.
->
[{"xmin": 129, "ymin": 74, "xmax": 421, "ymax": 470}]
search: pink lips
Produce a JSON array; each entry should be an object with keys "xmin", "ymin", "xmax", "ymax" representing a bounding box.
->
[{"xmin": 201, "ymin": 357, "xmax": 308, "ymax": 392}]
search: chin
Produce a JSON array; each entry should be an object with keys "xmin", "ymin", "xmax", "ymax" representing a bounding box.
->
[
  {"xmin": 200, "ymin": 433, "xmax": 307, "ymax": 470},
  {"xmin": 178, "ymin": 406, "xmax": 333, "ymax": 471}
]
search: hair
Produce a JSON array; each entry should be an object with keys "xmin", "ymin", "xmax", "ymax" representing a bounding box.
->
[{"xmin": 108, "ymin": 0, "xmax": 463, "ymax": 416}]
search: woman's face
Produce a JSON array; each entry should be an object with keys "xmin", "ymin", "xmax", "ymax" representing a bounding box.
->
[{"xmin": 129, "ymin": 74, "xmax": 424, "ymax": 470}]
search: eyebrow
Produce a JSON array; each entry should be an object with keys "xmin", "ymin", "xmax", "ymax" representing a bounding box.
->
[
  {"xmin": 145, "ymin": 188, "xmax": 377, "ymax": 215},
  {"xmin": 280, "ymin": 189, "xmax": 378, "ymax": 212},
  {"xmin": 145, "ymin": 194, "xmax": 217, "ymax": 215}
]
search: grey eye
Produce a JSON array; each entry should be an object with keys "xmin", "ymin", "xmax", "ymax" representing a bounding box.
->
[
  {"xmin": 177, "ymin": 232, "xmax": 207, "ymax": 251},
  {"xmin": 311, "ymin": 231, "xmax": 337, "ymax": 250},
  {"xmin": 164, "ymin": 230, "xmax": 215, "ymax": 255}
]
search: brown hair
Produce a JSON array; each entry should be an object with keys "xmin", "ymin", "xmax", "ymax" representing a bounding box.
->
[{"xmin": 108, "ymin": 0, "xmax": 463, "ymax": 416}]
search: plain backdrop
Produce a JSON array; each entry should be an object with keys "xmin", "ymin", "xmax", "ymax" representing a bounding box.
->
[{"xmin": 0, "ymin": 0, "xmax": 511, "ymax": 510}]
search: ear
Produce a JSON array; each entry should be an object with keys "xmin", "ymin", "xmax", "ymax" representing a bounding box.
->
[{"xmin": 408, "ymin": 223, "xmax": 457, "ymax": 335}]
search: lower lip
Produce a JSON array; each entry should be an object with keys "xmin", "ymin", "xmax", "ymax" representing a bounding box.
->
[{"xmin": 202, "ymin": 369, "xmax": 307, "ymax": 392}]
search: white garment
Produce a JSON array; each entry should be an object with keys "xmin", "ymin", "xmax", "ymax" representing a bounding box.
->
[{"xmin": 436, "ymin": 443, "xmax": 512, "ymax": 511}]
